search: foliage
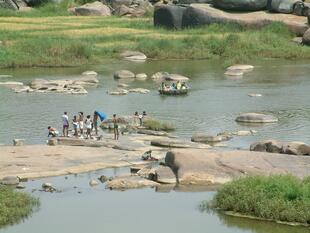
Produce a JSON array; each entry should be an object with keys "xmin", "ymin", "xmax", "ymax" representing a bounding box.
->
[
  {"xmin": 202, "ymin": 175, "xmax": 310, "ymax": 224},
  {"xmin": 0, "ymin": 186, "xmax": 39, "ymax": 227},
  {"xmin": 143, "ymin": 119, "xmax": 175, "ymax": 131}
]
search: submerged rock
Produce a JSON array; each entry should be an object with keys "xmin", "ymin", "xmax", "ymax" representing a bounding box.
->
[
  {"xmin": 128, "ymin": 88, "xmax": 150, "ymax": 94},
  {"xmin": 248, "ymin": 93, "xmax": 262, "ymax": 97},
  {"xmin": 236, "ymin": 113, "xmax": 278, "ymax": 123},
  {"xmin": 191, "ymin": 134, "xmax": 223, "ymax": 143}
]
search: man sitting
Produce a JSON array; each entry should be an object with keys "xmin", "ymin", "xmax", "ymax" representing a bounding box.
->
[{"xmin": 48, "ymin": 126, "xmax": 59, "ymax": 137}]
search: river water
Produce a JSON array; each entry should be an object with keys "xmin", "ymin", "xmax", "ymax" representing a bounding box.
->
[
  {"xmin": 1, "ymin": 168, "xmax": 309, "ymax": 233},
  {"xmin": 0, "ymin": 59, "xmax": 310, "ymax": 148},
  {"xmin": 0, "ymin": 59, "xmax": 310, "ymax": 232}
]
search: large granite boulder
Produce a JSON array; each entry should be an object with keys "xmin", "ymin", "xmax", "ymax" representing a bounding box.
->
[
  {"xmin": 106, "ymin": 176, "xmax": 160, "ymax": 190},
  {"xmin": 235, "ymin": 113, "xmax": 278, "ymax": 123},
  {"xmin": 0, "ymin": 0, "xmax": 27, "ymax": 10},
  {"xmin": 154, "ymin": 4, "xmax": 187, "ymax": 29},
  {"xmin": 213, "ymin": 0, "xmax": 268, "ymax": 11},
  {"xmin": 302, "ymin": 28, "xmax": 310, "ymax": 45},
  {"xmin": 250, "ymin": 140, "xmax": 310, "ymax": 155},
  {"xmin": 74, "ymin": 1, "xmax": 111, "ymax": 16},
  {"xmin": 120, "ymin": 50, "xmax": 147, "ymax": 61},
  {"xmin": 267, "ymin": 0, "xmax": 301, "ymax": 13},
  {"xmin": 181, "ymin": 4, "xmax": 308, "ymax": 36},
  {"xmin": 114, "ymin": 70, "xmax": 135, "ymax": 80}
]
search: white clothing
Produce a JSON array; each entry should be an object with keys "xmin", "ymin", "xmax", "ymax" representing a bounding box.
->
[
  {"xmin": 62, "ymin": 114, "xmax": 69, "ymax": 126},
  {"xmin": 85, "ymin": 119, "xmax": 92, "ymax": 129},
  {"xmin": 79, "ymin": 121, "xmax": 84, "ymax": 129}
]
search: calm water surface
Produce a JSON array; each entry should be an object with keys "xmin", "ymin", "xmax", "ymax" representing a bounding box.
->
[
  {"xmin": 0, "ymin": 59, "xmax": 310, "ymax": 148},
  {"xmin": 1, "ymin": 169, "xmax": 309, "ymax": 233}
]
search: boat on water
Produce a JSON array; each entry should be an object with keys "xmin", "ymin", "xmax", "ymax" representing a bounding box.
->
[{"xmin": 158, "ymin": 88, "xmax": 189, "ymax": 95}]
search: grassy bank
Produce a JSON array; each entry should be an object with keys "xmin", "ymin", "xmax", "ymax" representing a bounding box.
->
[
  {"xmin": 0, "ymin": 186, "xmax": 39, "ymax": 227},
  {"xmin": 1, "ymin": 10, "xmax": 310, "ymax": 67},
  {"xmin": 201, "ymin": 175, "xmax": 310, "ymax": 225}
]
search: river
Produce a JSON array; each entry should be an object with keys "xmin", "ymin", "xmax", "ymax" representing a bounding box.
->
[{"xmin": 0, "ymin": 59, "xmax": 309, "ymax": 232}]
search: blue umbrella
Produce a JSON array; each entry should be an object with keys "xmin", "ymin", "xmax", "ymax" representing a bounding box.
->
[{"xmin": 95, "ymin": 111, "xmax": 106, "ymax": 121}]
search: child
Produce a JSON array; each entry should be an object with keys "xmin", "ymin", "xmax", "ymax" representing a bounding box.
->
[
  {"xmin": 85, "ymin": 115, "xmax": 92, "ymax": 139},
  {"xmin": 72, "ymin": 115, "xmax": 79, "ymax": 137}
]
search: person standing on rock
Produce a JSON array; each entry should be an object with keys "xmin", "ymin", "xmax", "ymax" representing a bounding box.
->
[
  {"xmin": 72, "ymin": 115, "xmax": 79, "ymax": 137},
  {"xmin": 93, "ymin": 111, "xmax": 99, "ymax": 136},
  {"xmin": 85, "ymin": 115, "xmax": 92, "ymax": 139},
  {"xmin": 113, "ymin": 114, "xmax": 119, "ymax": 140},
  {"xmin": 79, "ymin": 112, "xmax": 84, "ymax": 137},
  {"xmin": 62, "ymin": 112, "xmax": 69, "ymax": 137}
]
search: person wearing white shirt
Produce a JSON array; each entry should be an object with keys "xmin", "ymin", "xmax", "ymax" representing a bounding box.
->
[{"xmin": 62, "ymin": 112, "xmax": 69, "ymax": 137}]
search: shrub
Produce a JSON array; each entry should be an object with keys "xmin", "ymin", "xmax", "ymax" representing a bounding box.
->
[
  {"xmin": 0, "ymin": 186, "xmax": 39, "ymax": 227},
  {"xmin": 203, "ymin": 175, "xmax": 310, "ymax": 224}
]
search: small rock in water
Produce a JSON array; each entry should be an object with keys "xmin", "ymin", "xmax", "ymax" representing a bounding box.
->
[
  {"xmin": 41, "ymin": 182, "xmax": 56, "ymax": 192},
  {"xmin": 226, "ymin": 64, "xmax": 254, "ymax": 73},
  {"xmin": 248, "ymin": 93, "xmax": 262, "ymax": 97},
  {"xmin": 82, "ymin": 70, "xmax": 98, "ymax": 76},
  {"xmin": 107, "ymin": 89, "xmax": 129, "ymax": 95},
  {"xmin": 224, "ymin": 70, "xmax": 244, "ymax": 76},
  {"xmin": 89, "ymin": 179, "xmax": 99, "ymax": 186},
  {"xmin": 234, "ymin": 130, "xmax": 253, "ymax": 136},
  {"xmin": 236, "ymin": 113, "xmax": 278, "ymax": 123},
  {"xmin": 128, "ymin": 88, "xmax": 150, "ymax": 94},
  {"xmin": 114, "ymin": 70, "xmax": 135, "ymax": 80},
  {"xmin": 13, "ymin": 139, "xmax": 25, "ymax": 146},
  {"xmin": 135, "ymin": 73, "xmax": 148, "ymax": 80},
  {"xmin": 16, "ymin": 184, "xmax": 26, "ymax": 189},
  {"xmin": 98, "ymin": 175, "xmax": 108, "ymax": 183},
  {"xmin": 117, "ymin": 83, "xmax": 129, "ymax": 88},
  {"xmin": 120, "ymin": 50, "xmax": 147, "ymax": 62}
]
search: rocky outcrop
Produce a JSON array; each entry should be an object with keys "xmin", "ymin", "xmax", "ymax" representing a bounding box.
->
[
  {"xmin": 154, "ymin": 4, "xmax": 187, "ymax": 29},
  {"xmin": 120, "ymin": 50, "xmax": 147, "ymax": 61},
  {"xmin": 151, "ymin": 72, "xmax": 189, "ymax": 82},
  {"xmin": 250, "ymin": 140, "xmax": 310, "ymax": 155},
  {"xmin": 181, "ymin": 4, "xmax": 308, "ymax": 36},
  {"xmin": 235, "ymin": 113, "xmax": 278, "ymax": 123},
  {"xmin": 213, "ymin": 0, "xmax": 267, "ymax": 11},
  {"xmin": 164, "ymin": 149, "xmax": 310, "ymax": 184},
  {"xmin": 0, "ymin": 0, "xmax": 27, "ymax": 10},
  {"xmin": 267, "ymin": 0, "xmax": 301, "ymax": 14},
  {"xmin": 302, "ymin": 28, "xmax": 310, "ymax": 45},
  {"xmin": 73, "ymin": 1, "xmax": 111, "ymax": 16}
]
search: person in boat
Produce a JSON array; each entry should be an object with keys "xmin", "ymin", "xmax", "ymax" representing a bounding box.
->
[
  {"xmin": 176, "ymin": 81, "xmax": 181, "ymax": 90},
  {"xmin": 181, "ymin": 82, "xmax": 187, "ymax": 89},
  {"xmin": 171, "ymin": 83, "xmax": 176, "ymax": 90},
  {"xmin": 72, "ymin": 115, "xmax": 79, "ymax": 137},
  {"xmin": 85, "ymin": 115, "xmax": 92, "ymax": 139},
  {"xmin": 48, "ymin": 126, "xmax": 59, "ymax": 137},
  {"xmin": 113, "ymin": 114, "xmax": 119, "ymax": 140},
  {"xmin": 93, "ymin": 111, "xmax": 99, "ymax": 136}
]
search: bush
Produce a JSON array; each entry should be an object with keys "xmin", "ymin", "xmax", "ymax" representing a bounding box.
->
[
  {"xmin": 143, "ymin": 119, "xmax": 175, "ymax": 131},
  {"xmin": 0, "ymin": 186, "xmax": 39, "ymax": 227},
  {"xmin": 202, "ymin": 175, "xmax": 310, "ymax": 224}
]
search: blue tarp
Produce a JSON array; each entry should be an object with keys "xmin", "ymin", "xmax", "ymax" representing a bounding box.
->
[{"xmin": 95, "ymin": 111, "xmax": 106, "ymax": 121}]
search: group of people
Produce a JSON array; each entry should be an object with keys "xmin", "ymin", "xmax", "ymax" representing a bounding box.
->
[
  {"xmin": 48, "ymin": 111, "xmax": 101, "ymax": 139},
  {"xmin": 134, "ymin": 111, "xmax": 147, "ymax": 126},
  {"xmin": 161, "ymin": 81, "xmax": 188, "ymax": 91}
]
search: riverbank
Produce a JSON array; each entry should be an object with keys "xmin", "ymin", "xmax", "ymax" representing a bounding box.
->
[{"xmin": 1, "ymin": 15, "xmax": 310, "ymax": 68}]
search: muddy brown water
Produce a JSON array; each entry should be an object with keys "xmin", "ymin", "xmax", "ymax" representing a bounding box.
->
[{"xmin": 0, "ymin": 59, "xmax": 310, "ymax": 232}]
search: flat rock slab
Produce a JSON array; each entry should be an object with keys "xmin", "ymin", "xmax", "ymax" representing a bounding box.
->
[
  {"xmin": 106, "ymin": 176, "xmax": 160, "ymax": 190},
  {"xmin": 236, "ymin": 113, "xmax": 278, "ymax": 123},
  {"xmin": 182, "ymin": 4, "xmax": 309, "ymax": 36},
  {"xmin": 151, "ymin": 139, "xmax": 211, "ymax": 149},
  {"xmin": 120, "ymin": 50, "xmax": 147, "ymax": 61},
  {"xmin": 165, "ymin": 149, "xmax": 310, "ymax": 185}
]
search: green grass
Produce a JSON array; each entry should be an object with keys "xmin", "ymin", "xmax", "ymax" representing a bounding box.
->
[
  {"xmin": 201, "ymin": 175, "xmax": 310, "ymax": 225},
  {"xmin": 0, "ymin": 9, "xmax": 310, "ymax": 68},
  {"xmin": 0, "ymin": 186, "xmax": 39, "ymax": 227},
  {"xmin": 143, "ymin": 119, "xmax": 175, "ymax": 131}
]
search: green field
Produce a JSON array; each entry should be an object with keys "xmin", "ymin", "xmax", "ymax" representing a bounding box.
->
[{"xmin": 0, "ymin": 6, "xmax": 310, "ymax": 68}]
